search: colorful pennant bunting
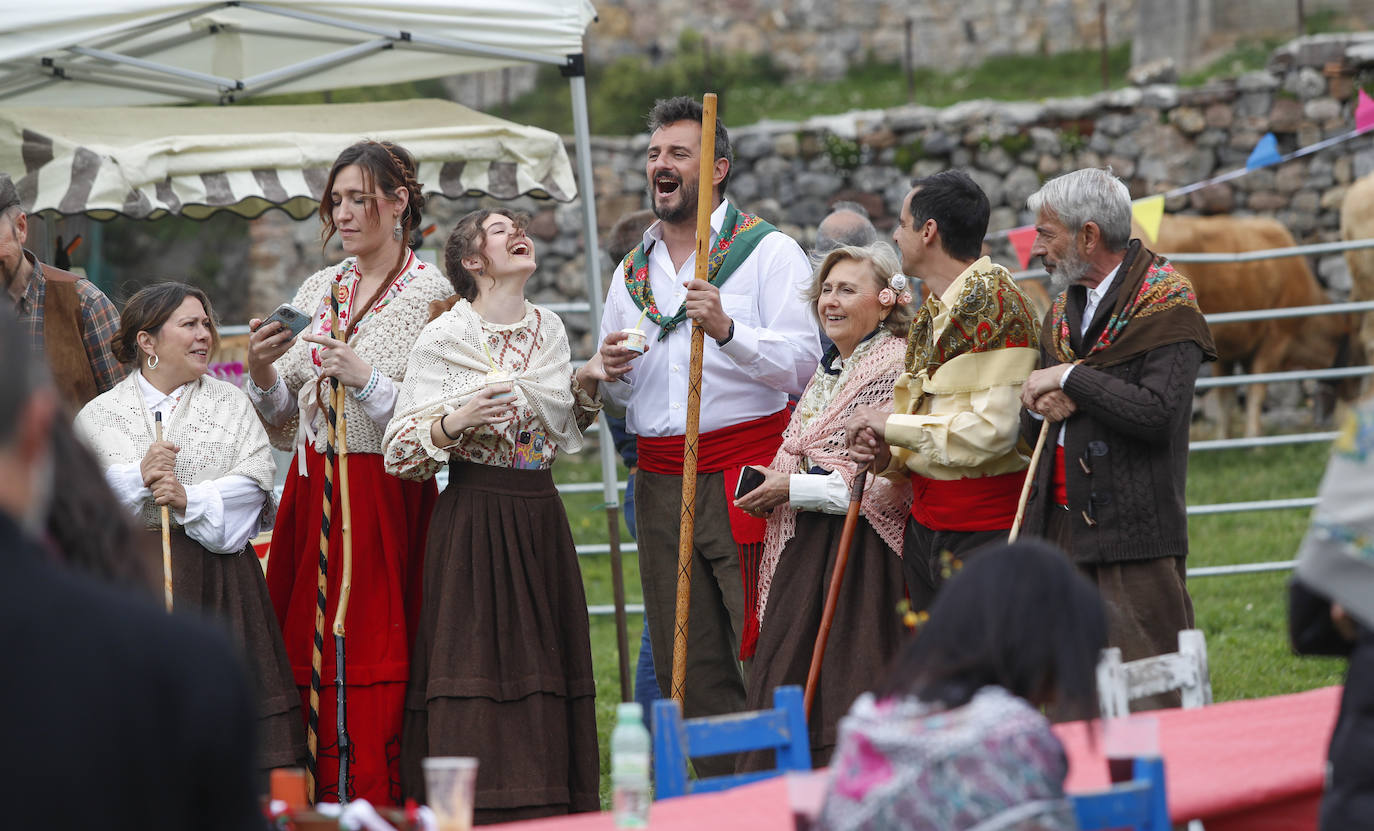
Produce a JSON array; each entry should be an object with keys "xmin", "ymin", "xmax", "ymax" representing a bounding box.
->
[{"xmin": 1131, "ymin": 194, "xmax": 1165, "ymax": 244}]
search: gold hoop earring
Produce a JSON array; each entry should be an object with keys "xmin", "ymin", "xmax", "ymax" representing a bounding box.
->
[{"xmin": 147, "ymin": 354, "xmax": 159, "ymax": 370}]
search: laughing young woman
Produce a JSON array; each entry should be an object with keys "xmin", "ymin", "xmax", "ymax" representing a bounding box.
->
[
  {"xmin": 384, "ymin": 208, "xmax": 609, "ymax": 822},
  {"xmin": 74, "ymin": 282, "xmax": 305, "ymax": 782},
  {"xmin": 245, "ymin": 141, "xmax": 452, "ymax": 805}
]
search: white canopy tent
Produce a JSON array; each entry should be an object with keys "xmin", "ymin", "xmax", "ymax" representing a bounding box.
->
[
  {"xmin": 0, "ymin": 1, "xmax": 638, "ymax": 671},
  {"xmin": 0, "ymin": 99, "xmax": 578, "ymax": 220}
]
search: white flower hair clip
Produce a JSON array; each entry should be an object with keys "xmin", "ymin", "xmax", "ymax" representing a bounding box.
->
[{"xmin": 885, "ymin": 273, "xmax": 914, "ymax": 306}]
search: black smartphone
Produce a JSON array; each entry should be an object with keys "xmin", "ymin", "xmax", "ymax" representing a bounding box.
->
[
  {"xmin": 734, "ymin": 465, "xmax": 767, "ymax": 500},
  {"xmin": 261, "ymin": 303, "xmax": 310, "ymax": 339}
]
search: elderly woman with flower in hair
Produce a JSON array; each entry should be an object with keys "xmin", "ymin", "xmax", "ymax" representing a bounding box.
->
[{"xmin": 735, "ymin": 242, "xmax": 916, "ymax": 770}]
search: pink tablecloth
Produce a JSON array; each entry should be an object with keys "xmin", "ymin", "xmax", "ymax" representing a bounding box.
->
[
  {"xmin": 1055, "ymin": 685, "xmax": 1342, "ymax": 831},
  {"xmin": 492, "ymin": 777, "xmax": 794, "ymax": 831}
]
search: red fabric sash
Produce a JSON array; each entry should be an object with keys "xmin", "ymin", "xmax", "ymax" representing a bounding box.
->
[
  {"xmin": 637, "ymin": 409, "xmax": 790, "ymax": 545},
  {"xmin": 638, "ymin": 410, "xmax": 789, "ymax": 661},
  {"xmin": 1052, "ymin": 445, "xmax": 1069, "ymax": 506},
  {"xmin": 909, "ymin": 469, "xmax": 1026, "ymax": 532}
]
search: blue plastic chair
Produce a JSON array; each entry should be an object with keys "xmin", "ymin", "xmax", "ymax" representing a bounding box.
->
[
  {"xmin": 652, "ymin": 684, "xmax": 811, "ymax": 799},
  {"xmin": 1070, "ymin": 756, "xmax": 1170, "ymax": 831}
]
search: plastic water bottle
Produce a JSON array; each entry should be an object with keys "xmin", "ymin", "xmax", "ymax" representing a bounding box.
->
[{"xmin": 611, "ymin": 701, "xmax": 651, "ymax": 827}]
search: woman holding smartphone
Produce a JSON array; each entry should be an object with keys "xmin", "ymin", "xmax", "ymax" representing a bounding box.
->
[
  {"xmin": 734, "ymin": 242, "xmax": 915, "ymax": 769},
  {"xmin": 383, "ymin": 208, "xmax": 608, "ymax": 822},
  {"xmin": 245, "ymin": 140, "xmax": 451, "ymax": 805}
]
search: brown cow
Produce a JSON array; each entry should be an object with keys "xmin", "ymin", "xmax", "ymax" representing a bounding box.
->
[
  {"xmin": 1144, "ymin": 214, "xmax": 1353, "ymax": 438},
  {"xmin": 1341, "ymin": 173, "xmax": 1374, "ymax": 372}
]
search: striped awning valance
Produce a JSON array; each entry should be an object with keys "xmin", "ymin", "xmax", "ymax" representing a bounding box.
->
[{"xmin": 0, "ymin": 98, "xmax": 576, "ymax": 220}]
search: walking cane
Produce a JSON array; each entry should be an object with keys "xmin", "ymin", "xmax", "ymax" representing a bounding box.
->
[
  {"xmin": 1009, "ymin": 419, "xmax": 1051, "ymax": 542},
  {"xmin": 305, "ymin": 283, "xmax": 343, "ymax": 803},
  {"xmin": 803, "ymin": 462, "xmax": 869, "ymax": 719},
  {"xmin": 670, "ymin": 92, "xmax": 718, "ymax": 705},
  {"xmin": 332, "ymin": 341, "xmax": 355, "ymax": 804},
  {"xmin": 155, "ymin": 411, "xmax": 173, "ymax": 613}
]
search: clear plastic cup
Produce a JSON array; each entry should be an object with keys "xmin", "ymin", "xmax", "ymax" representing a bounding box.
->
[
  {"xmin": 1103, "ymin": 715, "xmax": 1160, "ymax": 783},
  {"xmin": 422, "ymin": 756, "xmax": 479, "ymax": 831},
  {"xmin": 621, "ymin": 328, "xmax": 647, "ymax": 354}
]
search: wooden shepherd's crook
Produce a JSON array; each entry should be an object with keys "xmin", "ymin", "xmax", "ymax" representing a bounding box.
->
[
  {"xmin": 331, "ymin": 345, "xmax": 355, "ymax": 804},
  {"xmin": 1009, "ymin": 419, "xmax": 1051, "ymax": 542},
  {"xmin": 155, "ymin": 411, "xmax": 173, "ymax": 613},
  {"xmin": 670, "ymin": 92, "xmax": 718, "ymax": 705},
  {"xmin": 305, "ymin": 283, "xmax": 343, "ymax": 803},
  {"xmin": 803, "ymin": 462, "xmax": 869, "ymax": 719}
]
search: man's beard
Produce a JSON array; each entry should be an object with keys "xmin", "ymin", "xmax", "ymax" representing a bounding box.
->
[
  {"xmin": 1048, "ymin": 243, "xmax": 1090, "ymax": 297},
  {"xmin": 649, "ymin": 176, "xmax": 699, "ymax": 224}
]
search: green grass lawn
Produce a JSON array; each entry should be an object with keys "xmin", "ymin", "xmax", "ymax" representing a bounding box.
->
[{"xmin": 555, "ymin": 430, "xmax": 1348, "ymax": 802}]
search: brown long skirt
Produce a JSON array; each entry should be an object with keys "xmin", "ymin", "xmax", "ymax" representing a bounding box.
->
[
  {"xmin": 738, "ymin": 511, "xmax": 909, "ymax": 771},
  {"xmin": 400, "ymin": 462, "xmax": 599, "ymax": 824},
  {"xmin": 150, "ymin": 530, "xmax": 306, "ymax": 773}
]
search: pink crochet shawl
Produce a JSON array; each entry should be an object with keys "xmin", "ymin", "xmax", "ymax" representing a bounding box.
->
[{"xmin": 754, "ymin": 333, "xmax": 913, "ymax": 633}]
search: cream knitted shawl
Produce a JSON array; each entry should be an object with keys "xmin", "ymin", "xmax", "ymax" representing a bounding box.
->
[
  {"xmin": 74, "ymin": 371, "xmax": 278, "ymax": 532},
  {"xmin": 263, "ymin": 256, "xmax": 453, "ymax": 456},
  {"xmin": 755, "ymin": 333, "xmax": 912, "ymax": 629},
  {"xmin": 384, "ymin": 299, "xmax": 593, "ymax": 480}
]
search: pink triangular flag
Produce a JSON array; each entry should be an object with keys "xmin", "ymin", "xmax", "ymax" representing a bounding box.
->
[
  {"xmin": 1357, "ymin": 88, "xmax": 1374, "ymax": 133},
  {"xmin": 1008, "ymin": 225, "xmax": 1037, "ymax": 269}
]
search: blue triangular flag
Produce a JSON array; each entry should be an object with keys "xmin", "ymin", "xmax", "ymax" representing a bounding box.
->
[{"xmin": 1246, "ymin": 132, "xmax": 1281, "ymax": 169}]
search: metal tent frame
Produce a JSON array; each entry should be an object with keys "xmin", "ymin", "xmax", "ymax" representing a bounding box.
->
[{"xmin": 2, "ymin": 0, "xmax": 635, "ymax": 695}]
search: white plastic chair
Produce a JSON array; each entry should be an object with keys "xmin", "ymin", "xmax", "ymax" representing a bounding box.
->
[
  {"xmin": 1097, "ymin": 628, "xmax": 1212, "ymax": 719},
  {"xmin": 1097, "ymin": 628, "xmax": 1212, "ymax": 831}
]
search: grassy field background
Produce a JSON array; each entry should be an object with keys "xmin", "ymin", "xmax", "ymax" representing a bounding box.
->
[{"xmin": 554, "ymin": 420, "xmax": 1349, "ymax": 801}]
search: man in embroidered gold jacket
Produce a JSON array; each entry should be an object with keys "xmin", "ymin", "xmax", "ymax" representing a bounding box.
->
[
  {"xmin": 846, "ymin": 170, "xmax": 1040, "ymax": 613},
  {"xmin": 595, "ymin": 96, "xmax": 819, "ymax": 773},
  {"xmin": 1017, "ymin": 168, "xmax": 1217, "ymax": 709}
]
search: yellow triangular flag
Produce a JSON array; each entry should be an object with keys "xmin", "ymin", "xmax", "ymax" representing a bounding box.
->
[{"xmin": 1132, "ymin": 195, "xmax": 1165, "ymax": 244}]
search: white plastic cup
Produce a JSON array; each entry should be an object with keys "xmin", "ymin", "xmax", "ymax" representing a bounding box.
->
[
  {"xmin": 484, "ymin": 370, "xmax": 514, "ymax": 400},
  {"xmin": 422, "ymin": 756, "xmax": 479, "ymax": 831},
  {"xmin": 621, "ymin": 328, "xmax": 647, "ymax": 354}
]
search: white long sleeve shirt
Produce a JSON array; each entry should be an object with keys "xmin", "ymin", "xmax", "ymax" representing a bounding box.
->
[
  {"xmin": 598, "ymin": 200, "xmax": 821, "ymax": 437},
  {"xmin": 102, "ymin": 373, "xmax": 268, "ymax": 554}
]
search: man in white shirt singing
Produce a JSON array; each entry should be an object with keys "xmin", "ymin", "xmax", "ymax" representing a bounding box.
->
[{"xmin": 596, "ymin": 97, "xmax": 819, "ymax": 771}]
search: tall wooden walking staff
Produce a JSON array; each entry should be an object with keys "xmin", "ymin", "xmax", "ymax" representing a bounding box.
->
[
  {"xmin": 670, "ymin": 92, "xmax": 718, "ymax": 705},
  {"xmin": 155, "ymin": 411, "xmax": 173, "ymax": 613},
  {"xmin": 305, "ymin": 283, "xmax": 343, "ymax": 803},
  {"xmin": 803, "ymin": 462, "xmax": 869, "ymax": 719},
  {"xmin": 331, "ymin": 306, "xmax": 355, "ymax": 804},
  {"xmin": 1009, "ymin": 419, "xmax": 1051, "ymax": 542}
]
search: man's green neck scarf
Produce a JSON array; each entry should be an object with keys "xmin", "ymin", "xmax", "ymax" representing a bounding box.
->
[{"xmin": 621, "ymin": 202, "xmax": 775, "ymax": 341}]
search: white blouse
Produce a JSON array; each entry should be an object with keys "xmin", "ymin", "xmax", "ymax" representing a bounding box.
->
[{"xmin": 101, "ymin": 372, "xmax": 269, "ymax": 554}]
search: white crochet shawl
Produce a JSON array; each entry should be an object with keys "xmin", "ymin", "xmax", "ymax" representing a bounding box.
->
[
  {"xmin": 385, "ymin": 298, "xmax": 590, "ymax": 479},
  {"xmin": 74, "ymin": 371, "xmax": 278, "ymax": 532}
]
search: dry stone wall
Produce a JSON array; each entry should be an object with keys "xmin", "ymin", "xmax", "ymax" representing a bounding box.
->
[{"xmin": 247, "ymin": 34, "xmax": 1374, "ymax": 356}]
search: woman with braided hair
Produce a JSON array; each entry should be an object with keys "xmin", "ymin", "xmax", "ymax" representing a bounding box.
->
[
  {"xmin": 246, "ymin": 140, "xmax": 451, "ymax": 805},
  {"xmin": 385, "ymin": 208, "xmax": 610, "ymax": 821},
  {"xmin": 734, "ymin": 242, "xmax": 915, "ymax": 770}
]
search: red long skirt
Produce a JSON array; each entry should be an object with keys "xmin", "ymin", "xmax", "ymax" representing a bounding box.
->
[{"xmin": 266, "ymin": 447, "xmax": 437, "ymax": 805}]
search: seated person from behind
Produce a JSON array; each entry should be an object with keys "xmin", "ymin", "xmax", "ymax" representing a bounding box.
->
[{"xmin": 819, "ymin": 538, "xmax": 1107, "ymax": 831}]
